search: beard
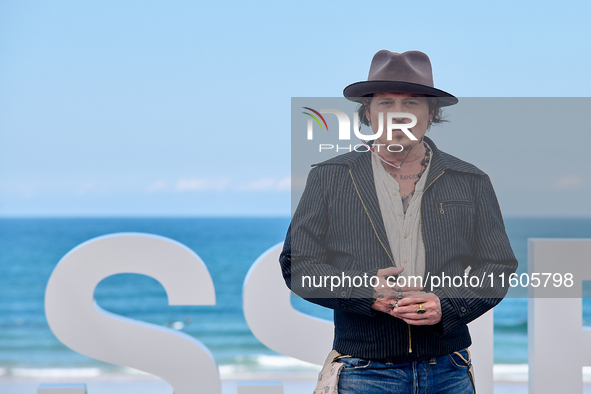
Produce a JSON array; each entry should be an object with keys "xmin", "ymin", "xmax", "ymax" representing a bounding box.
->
[{"xmin": 377, "ymin": 135, "xmax": 416, "ymax": 154}]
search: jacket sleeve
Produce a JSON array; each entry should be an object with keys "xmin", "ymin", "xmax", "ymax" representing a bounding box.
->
[
  {"xmin": 432, "ymin": 174, "xmax": 518, "ymax": 335},
  {"xmin": 279, "ymin": 166, "xmax": 378, "ymax": 317}
]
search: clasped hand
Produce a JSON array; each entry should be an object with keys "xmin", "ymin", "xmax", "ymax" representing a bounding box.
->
[{"xmin": 370, "ymin": 267, "xmax": 442, "ymax": 325}]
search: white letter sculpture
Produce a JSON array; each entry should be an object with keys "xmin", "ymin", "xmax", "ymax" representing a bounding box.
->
[
  {"xmin": 243, "ymin": 243, "xmax": 333, "ymax": 365},
  {"xmin": 45, "ymin": 233, "xmax": 221, "ymax": 394},
  {"xmin": 528, "ymin": 239, "xmax": 591, "ymax": 393}
]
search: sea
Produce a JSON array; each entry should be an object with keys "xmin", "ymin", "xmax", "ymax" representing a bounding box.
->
[{"xmin": 1, "ymin": 217, "xmax": 590, "ymax": 379}]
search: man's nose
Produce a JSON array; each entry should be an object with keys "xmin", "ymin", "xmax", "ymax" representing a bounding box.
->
[
  {"xmin": 390, "ymin": 114, "xmax": 411, "ymax": 124},
  {"xmin": 388, "ymin": 102, "xmax": 410, "ymax": 123}
]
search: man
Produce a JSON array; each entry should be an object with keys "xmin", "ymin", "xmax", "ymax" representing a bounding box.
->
[{"xmin": 280, "ymin": 50, "xmax": 517, "ymax": 393}]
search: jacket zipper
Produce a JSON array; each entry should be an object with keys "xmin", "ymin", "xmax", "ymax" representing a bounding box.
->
[
  {"xmin": 408, "ymin": 325, "xmax": 412, "ymax": 353},
  {"xmin": 425, "ymin": 171, "xmax": 445, "ymax": 193},
  {"xmin": 349, "ymin": 169, "xmax": 450, "ymax": 355}
]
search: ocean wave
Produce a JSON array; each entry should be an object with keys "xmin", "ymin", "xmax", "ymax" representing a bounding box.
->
[
  {"xmin": 9, "ymin": 368, "xmax": 103, "ymax": 378},
  {"xmin": 2, "ymin": 366, "xmax": 149, "ymax": 379},
  {"xmin": 6, "ymin": 363, "xmax": 590, "ymax": 383},
  {"xmin": 494, "ymin": 321, "xmax": 527, "ymax": 333},
  {"xmin": 494, "ymin": 365, "xmax": 591, "ymax": 383},
  {"xmin": 218, "ymin": 354, "xmax": 320, "ymax": 379}
]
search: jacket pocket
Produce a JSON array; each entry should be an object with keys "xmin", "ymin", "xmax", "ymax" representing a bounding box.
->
[
  {"xmin": 339, "ymin": 357, "xmax": 372, "ymax": 370},
  {"xmin": 447, "ymin": 349, "xmax": 471, "ymax": 370},
  {"xmin": 438, "ymin": 200, "xmax": 474, "ymax": 214}
]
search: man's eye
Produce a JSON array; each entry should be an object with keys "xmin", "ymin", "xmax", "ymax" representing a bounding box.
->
[
  {"xmin": 379, "ymin": 101, "xmax": 392, "ymax": 105},
  {"xmin": 405, "ymin": 101, "xmax": 418, "ymax": 106}
]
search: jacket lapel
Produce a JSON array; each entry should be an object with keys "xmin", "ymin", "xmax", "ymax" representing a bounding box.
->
[
  {"xmin": 348, "ymin": 152, "xmax": 395, "ymax": 264},
  {"xmin": 423, "ymin": 137, "xmax": 449, "ymax": 189}
]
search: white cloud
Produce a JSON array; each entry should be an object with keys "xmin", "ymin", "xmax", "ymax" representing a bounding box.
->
[
  {"xmin": 171, "ymin": 177, "xmax": 292, "ymax": 193},
  {"xmin": 174, "ymin": 178, "xmax": 230, "ymax": 192},
  {"xmin": 277, "ymin": 176, "xmax": 291, "ymax": 191},
  {"xmin": 238, "ymin": 176, "xmax": 292, "ymax": 191},
  {"xmin": 553, "ymin": 175, "xmax": 585, "ymax": 190},
  {"xmin": 76, "ymin": 181, "xmax": 97, "ymax": 195},
  {"xmin": 76, "ymin": 181, "xmax": 111, "ymax": 195},
  {"xmin": 146, "ymin": 180, "xmax": 169, "ymax": 193},
  {"xmin": 14, "ymin": 183, "xmax": 43, "ymax": 198},
  {"xmin": 238, "ymin": 178, "xmax": 275, "ymax": 191}
]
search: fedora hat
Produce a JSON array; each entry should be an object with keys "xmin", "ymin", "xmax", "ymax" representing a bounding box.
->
[{"xmin": 343, "ymin": 50, "xmax": 458, "ymax": 106}]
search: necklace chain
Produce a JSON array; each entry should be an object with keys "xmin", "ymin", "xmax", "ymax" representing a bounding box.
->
[{"xmin": 394, "ymin": 142, "xmax": 431, "ymax": 212}]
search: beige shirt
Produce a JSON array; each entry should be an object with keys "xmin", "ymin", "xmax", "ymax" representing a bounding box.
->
[{"xmin": 371, "ymin": 149, "xmax": 432, "ymax": 279}]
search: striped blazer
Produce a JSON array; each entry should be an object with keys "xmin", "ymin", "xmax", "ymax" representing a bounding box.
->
[{"xmin": 280, "ymin": 137, "xmax": 518, "ymax": 360}]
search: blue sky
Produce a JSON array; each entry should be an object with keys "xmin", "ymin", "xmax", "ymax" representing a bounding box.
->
[{"xmin": 1, "ymin": 0, "xmax": 590, "ymax": 217}]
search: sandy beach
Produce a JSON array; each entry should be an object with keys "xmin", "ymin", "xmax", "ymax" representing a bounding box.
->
[
  {"xmin": 3, "ymin": 367, "xmax": 591, "ymax": 394},
  {"xmin": 3, "ymin": 378, "xmax": 591, "ymax": 394},
  {"xmin": 0, "ymin": 376, "xmax": 533, "ymax": 394}
]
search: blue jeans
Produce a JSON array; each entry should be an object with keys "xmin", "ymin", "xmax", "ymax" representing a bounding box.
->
[{"xmin": 337, "ymin": 349, "xmax": 475, "ymax": 394}]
